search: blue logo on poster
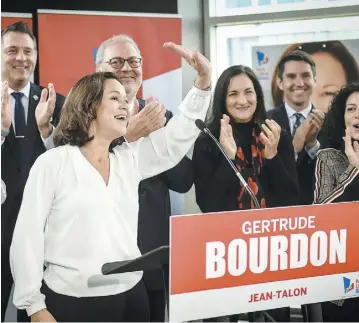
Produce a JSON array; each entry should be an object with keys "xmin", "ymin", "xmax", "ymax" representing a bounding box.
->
[
  {"xmin": 343, "ymin": 277, "xmax": 354, "ymax": 293},
  {"xmin": 256, "ymin": 51, "xmax": 269, "ymax": 66}
]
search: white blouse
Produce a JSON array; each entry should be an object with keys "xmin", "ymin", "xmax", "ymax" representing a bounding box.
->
[{"xmin": 10, "ymin": 86, "xmax": 211, "ymax": 316}]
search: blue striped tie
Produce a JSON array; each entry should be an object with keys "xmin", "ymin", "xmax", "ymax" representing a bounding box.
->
[{"xmin": 292, "ymin": 113, "xmax": 303, "ymax": 136}]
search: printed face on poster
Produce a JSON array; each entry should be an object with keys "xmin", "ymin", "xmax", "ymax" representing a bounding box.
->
[{"xmin": 251, "ymin": 39, "xmax": 359, "ymax": 111}]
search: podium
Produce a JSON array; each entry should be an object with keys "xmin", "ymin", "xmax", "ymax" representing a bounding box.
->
[
  {"xmin": 169, "ymin": 202, "xmax": 359, "ymax": 322},
  {"xmin": 102, "ymin": 246, "xmax": 170, "ymax": 317},
  {"xmin": 101, "ymin": 202, "xmax": 358, "ymax": 322},
  {"xmin": 102, "ymin": 245, "xmax": 169, "ymax": 275}
]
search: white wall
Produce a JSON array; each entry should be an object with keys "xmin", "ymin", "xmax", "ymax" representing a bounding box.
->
[{"xmin": 178, "ymin": 0, "xmax": 204, "ymax": 215}]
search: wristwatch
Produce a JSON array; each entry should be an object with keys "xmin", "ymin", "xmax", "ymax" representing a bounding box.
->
[{"xmin": 1, "ymin": 129, "xmax": 10, "ymax": 137}]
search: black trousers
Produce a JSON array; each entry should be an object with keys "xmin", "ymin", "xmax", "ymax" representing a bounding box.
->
[
  {"xmin": 146, "ymin": 289, "xmax": 166, "ymax": 322},
  {"xmin": 321, "ymin": 298, "xmax": 359, "ymax": 322},
  {"xmin": 17, "ymin": 280, "xmax": 150, "ymax": 322}
]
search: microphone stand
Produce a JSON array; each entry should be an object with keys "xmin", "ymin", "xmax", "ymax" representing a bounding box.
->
[
  {"xmin": 199, "ymin": 122, "xmax": 272, "ymax": 322},
  {"xmin": 202, "ymin": 127, "xmax": 261, "ymax": 209},
  {"xmin": 199, "ymin": 122, "xmax": 322, "ymax": 322}
]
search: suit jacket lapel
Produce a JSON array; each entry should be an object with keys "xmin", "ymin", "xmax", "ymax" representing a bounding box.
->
[
  {"xmin": 276, "ymin": 103, "xmax": 307, "ymax": 165},
  {"xmin": 277, "ymin": 104, "xmax": 291, "ymax": 135},
  {"xmin": 20, "ymin": 84, "xmax": 43, "ymax": 170},
  {"xmin": 297, "ymin": 104, "xmax": 316, "ymax": 165},
  {"xmin": 3, "ymin": 121, "xmax": 20, "ymax": 171},
  {"xmin": 26, "ymin": 83, "xmax": 41, "ymax": 140}
]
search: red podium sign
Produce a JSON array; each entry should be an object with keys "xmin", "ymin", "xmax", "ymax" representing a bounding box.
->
[{"xmin": 169, "ymin": 202, "xmax": 359, "ymax": 321}]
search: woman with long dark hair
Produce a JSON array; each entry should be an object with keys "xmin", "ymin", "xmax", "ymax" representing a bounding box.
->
[
  {"xmin": 314, "ymin": 83, "xmax": 359, "ymax": 321},
  {"xmin": 192, "ymin": 65, "xmax": 300, "ymax": 321},
  {"xmin": 193, "ymin": 65, "xmax": 299, "ymax": 213}
]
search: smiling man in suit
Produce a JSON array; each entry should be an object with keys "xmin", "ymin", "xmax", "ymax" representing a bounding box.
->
[
  {"xmin": 1, "ymin": 21, "xmax": 65, "ymax": 322},
  {"xmin": 267, "ymin": 50, "xmax": 325, "ymax": 206},
  {"xmin": 266, "ymin": 50, "xmax": 326, "ymax": 323}
]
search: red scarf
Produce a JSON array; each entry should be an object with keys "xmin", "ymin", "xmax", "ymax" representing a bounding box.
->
[{"xmin": 235, "ymin": 127, "xmax": 267, "ymax": 209}]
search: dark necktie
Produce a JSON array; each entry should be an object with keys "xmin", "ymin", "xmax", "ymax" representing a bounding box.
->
[
  {"xmin": 11, "ymin": 92, "xmax": 26, "ymax": 138},
  {"xmin": 292, "ymin": 113, "xmax": 303, "ymax": 136}
]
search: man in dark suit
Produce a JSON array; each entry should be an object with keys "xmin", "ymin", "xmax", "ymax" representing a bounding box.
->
[
  {"xmin": 267, "ymin": 50, "xmax": 325, "ymax": 206},
  {"xmin": 96, "ymin": 34, "xmax": 194, "ymax": 321},
  {"xmin": 1, "ymin": 21, "xmax": 65, "ymax": 322},
  {"xmin": 267, "ymin": 50, "xmax": 326, "ymax": 322}
]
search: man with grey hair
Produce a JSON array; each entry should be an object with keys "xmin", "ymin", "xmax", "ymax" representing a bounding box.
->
[
  {"xmin": 96, "ymin": 35, "xmax": 194, "ymax": 321},
  {"xmin": 96, "ymin": 35, "xmax": 165, "ymax": 139}
]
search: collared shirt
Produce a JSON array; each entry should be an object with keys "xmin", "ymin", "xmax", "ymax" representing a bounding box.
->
[
  {"xmin": 2, "ymin": 82, "xmax": 53, "ymax": 148},
  {"xmin": 284, "ymin": 102, "xmax": 320, "ymax": 160},
  {"xmin": 10, "ymin": 86, "xmax": 211, "ymax": 316}
]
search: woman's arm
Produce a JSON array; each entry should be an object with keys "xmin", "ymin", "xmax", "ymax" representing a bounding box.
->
[
  {"xmin": 130, "ymin": 86, "xmax": 211, "ymax": 180},
  {"xmin": 313, "ymin": 150, "xmax": 359, "ymax": 204},
  {"xmin": 10, "ymin": 150, "xmax": 58, "ymax": 317},
  {"xmin": 193, "ymin": 140, "xmax": 239, "ymax": 213}
]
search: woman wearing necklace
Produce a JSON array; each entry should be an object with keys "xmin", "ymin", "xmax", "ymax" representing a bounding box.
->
[
  {"xmin": 9, "ymin": 42, "xmax": 212, "ymax": 322},
  {"xmin": 192, "ymin": 65, "xmax": 299, "ymax": 321}
]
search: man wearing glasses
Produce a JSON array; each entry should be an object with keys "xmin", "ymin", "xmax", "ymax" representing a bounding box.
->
[{"xmin": 95, "ymin": 35, "xmax": 194, "ymax": 321}]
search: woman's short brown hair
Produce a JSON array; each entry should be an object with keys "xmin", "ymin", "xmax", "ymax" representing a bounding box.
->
[{"xmin": 53, "ymin": 72, "xmax": 123, "ymax": 150}]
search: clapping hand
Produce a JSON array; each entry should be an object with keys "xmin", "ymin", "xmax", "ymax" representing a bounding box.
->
[
  {"xmin": 1, "ymin": 81, "xmax": 12, "ymax": 132},
  {"xmin": 125, "ymin": 101, "xmax": 166, "ymax": 142},
  {"xmin": 260, "ymin": 119, "xmax": 281, "ymax": 159},
  {"xmin": 35, "ymin": 83, "xmax": 57, "ymax": 139},
  {"xmin": 219, "ymin": 114, "xmax": 237, "ymax": 160},
  {"xmin": 344, "ymin": 128, "xmax": 359, "ymax": 170}
]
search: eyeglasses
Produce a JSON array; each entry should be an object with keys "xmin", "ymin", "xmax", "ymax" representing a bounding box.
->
[{"xmin": 105, "ymin": 57, "xmax": 142, "ymax": 69}]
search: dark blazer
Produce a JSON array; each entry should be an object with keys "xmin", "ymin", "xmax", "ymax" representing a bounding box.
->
[
  {"xmin": 314, "ymin": 148, "xmax": 359, "ymax": 204},
  {"xmin": 1, "ymin": 83, "xmax": 65, "ymax": 243},
  {"xmin": 1, "ymin": 82, "xmax": 65, "ymax": 321},
  {"xmin": 267, "ymin": 103, "xmax": 316, "ymax": 205},
  {"xmin": 136, "ymin": 99, "xmax": 194, "ymax": 291},
  {"xmin": 192, "ymin": 128, "xmax": 299, "ymax": 213}
]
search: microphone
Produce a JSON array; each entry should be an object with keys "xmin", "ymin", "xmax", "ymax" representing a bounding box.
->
[{"xmin": 195, "ymin": 119, "xmax": 261, "ymax": 209}]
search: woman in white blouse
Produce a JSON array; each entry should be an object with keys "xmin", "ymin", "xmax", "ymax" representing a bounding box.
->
[{"xmin": 10, "ymin": 42, "xmax": 211, "ymax": 322}]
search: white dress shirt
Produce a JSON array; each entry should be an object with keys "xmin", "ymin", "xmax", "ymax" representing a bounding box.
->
[
  {"xmin": 284, "ymin": 102, "xmax": 320, "ymax": 160},
  {"xmin": 3, "ymin": 82, "xmax": 54, "ymax": 148},
  {"xmin": 10, "ymin": 86, "xmax": 211, "ymax": 316}
]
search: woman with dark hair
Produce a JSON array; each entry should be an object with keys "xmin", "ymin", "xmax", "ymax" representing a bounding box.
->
[
  {"xmin": 272, "ymin": 41, "xmax": 359, "ymax": 112},
  {"xmin": 192, "ymin": 64, "xmax": 299, "ymax": 322},
  {"xmin": 193, "ymin": 65, "xmax": 299, "ymax": 212},
  {"xmin": 9, "ymin": 43, "xmax": 212, "ymax": 322},
  {"xmin": 313, "ymin": 83, "xmax": 359, "ymax": 321},
  {"xmin": 314, "ymin": 82, "xmax": 359, "ymax": 203}
]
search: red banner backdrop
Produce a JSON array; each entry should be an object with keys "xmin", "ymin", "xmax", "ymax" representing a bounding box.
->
[
  {"xmin": 1, "ymin": 13, "xmax": 33, "ymax": 30},
  {"xmin": 37, "ymin": 10, "xmax": 182, "ymax": 96}
]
